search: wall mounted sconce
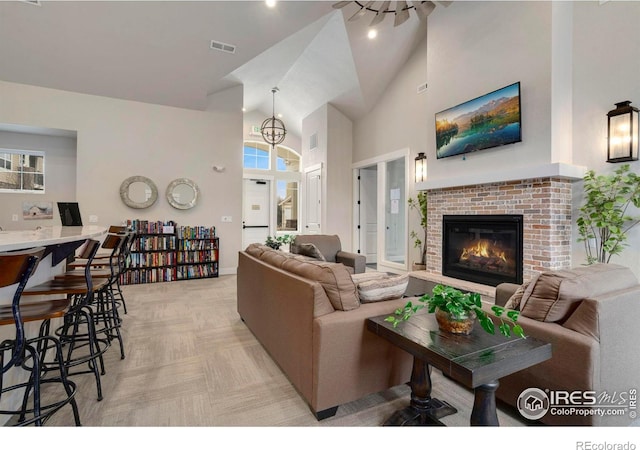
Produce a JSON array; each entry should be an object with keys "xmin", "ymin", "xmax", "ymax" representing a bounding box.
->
[
  {"xmin": 607, "ymin": 101, "xmax": 639, "ymax": 163},
  {"xmin": 415, "ymin": 152, "xmax": 427, "ymax": 183}
]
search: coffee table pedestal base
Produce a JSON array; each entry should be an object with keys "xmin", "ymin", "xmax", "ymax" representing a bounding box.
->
[
  {"xmin": 384, "ymin": 357, "xmax": 457, "ymax": 426},
  {"xmin": 384, "ymin": 397, "xmax": 457, "ymax": 426}
]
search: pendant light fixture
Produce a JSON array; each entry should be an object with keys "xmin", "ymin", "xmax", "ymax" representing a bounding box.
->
[{"xmin": 261, "ymin": 87, "xmax": 287, "ymax": 146}]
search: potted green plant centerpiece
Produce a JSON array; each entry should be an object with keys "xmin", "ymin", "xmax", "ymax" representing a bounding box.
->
[
  {"xmin": 265, "ymin": 234, "xmax": 294, "ymax": 251},
  {"xmin": 408, "ymin": 191, "xmax": 428, "ymax": 271},
  {"xmin": 385, "ymin": 284, "xmax": 525, "ymax": 337}
]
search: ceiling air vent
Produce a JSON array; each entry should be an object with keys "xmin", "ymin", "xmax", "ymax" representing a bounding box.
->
[
  {"xmin": 210, "ymin": 40, "xmax": 236, "ymax": 54},
  {"xmin": 417, "ymin": 82, "xmax": 428, "ymax": 94},
  {"xmin": 19, "ymin": 0, "xmax": 41, "ymax": 5}
]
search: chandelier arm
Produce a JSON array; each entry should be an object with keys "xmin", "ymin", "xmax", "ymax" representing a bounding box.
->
[{"xmin": 355, "ymin": 0, "xmax": 416, "ymax": 14}]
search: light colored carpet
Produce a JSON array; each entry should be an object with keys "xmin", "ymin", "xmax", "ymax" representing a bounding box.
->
[
  {"xmin": 27, "ymin": 275, "xmax": 636, "ymax": 449},
  {"xmin": 38, "ymin": 275, "xmax": 527, "ymax": 428}
]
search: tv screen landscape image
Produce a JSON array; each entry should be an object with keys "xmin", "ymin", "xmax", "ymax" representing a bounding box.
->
[{"xmin": 435, "ymin": 82, "xmax": 522, "ymax": 159}]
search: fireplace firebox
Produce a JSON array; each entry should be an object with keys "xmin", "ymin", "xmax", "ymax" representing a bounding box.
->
[{"xmin": 442, "ymin": 215, "xmax": 523, "ymax": 287}]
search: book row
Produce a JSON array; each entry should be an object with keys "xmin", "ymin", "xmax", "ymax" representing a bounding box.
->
[
  {"xmin": 127, "ymin": 219, "xmax": 176, "ymax": 234},
  {"xmin": 120, "ymin": 268, "xmax": 176, "ymax": 284},
  {"xmin": 176, "ymin": 251, "xmax": 218, "ymax": 264},
  {"xmin": 176, "ymin": 263, "xmax": 219, "ymax": 280},
  {"xmin": 127, "ymin": 252, "xmax": 175, "ymax": 268},
  {"xmin": 132, "ymin": 236, "xmax": 176, "ymax": 251},
  {"xmin": 176, "ymin": 226, "xmax": 216, "ymax": 240},
  {"xmin": 177, "ymin": 239, "xmax": 219, "ymax": 251}
]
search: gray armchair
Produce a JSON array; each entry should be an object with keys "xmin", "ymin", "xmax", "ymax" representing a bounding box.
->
[{"xmin": 291, "ymin": 234, "xmax": 366, "ymax": 274}]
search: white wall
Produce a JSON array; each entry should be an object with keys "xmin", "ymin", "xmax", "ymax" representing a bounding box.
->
[
  {"xmin": 326, "ymin": 104, "xmax": 354, "ymax": 249},
  {"xmin": 353, "ymin": 0, "xmax": 640, "ymax": 278},
  {"xmin": 0, "ymin": 130, "xmax": 77, "ymax": 229},
  {"xmin": 0, "ymin": 81, "xmax": 243, "ymax": 274},
  {"xmin": 571, "ymin": 1, "xmax": 640, "ymax": 275},
  {"xmin": 301, "ymin": 103, "xmax": 354, "ymax": 249},
  {"xmin": 425, "ymin": 1, "xmax": 553, "ymax": 181}
]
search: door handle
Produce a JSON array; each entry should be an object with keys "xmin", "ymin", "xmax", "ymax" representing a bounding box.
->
[{"xmin": 243, "ymin": 225, "xmax": 269, "ymax": 229}]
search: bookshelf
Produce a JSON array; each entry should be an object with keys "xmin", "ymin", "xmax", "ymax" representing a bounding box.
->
[
  {"xmin": 176, "ymin": 226, "xmax": 219, "ymax": 280},
  {"xmin": 122, "ymin": 220, "xmax": 176, "ymax": 285},
  {"xmin": 121, "ymin": 220, "xmax": 218, "ymax": 285}
]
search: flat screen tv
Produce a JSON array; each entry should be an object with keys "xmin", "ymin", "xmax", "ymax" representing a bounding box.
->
[
  {"xmin": 57, "ymin": 202, "xmax": 83, "ymax": 226},
  {"xmin": 435, "ymin": 82, "xmax": 522, "ymax": 160}
]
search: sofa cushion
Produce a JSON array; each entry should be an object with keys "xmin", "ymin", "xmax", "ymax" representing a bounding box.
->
[
  {"xmin": 518, "ymin": 263, "xmax": 638, "ymax": 323},
  {"xmin": 259, "ymin": 249, "xmax": 289, "ymax": 268},
  {"xmin": 291, "ymin": 242, "xmax": 326, "ymax": 261},
  {"xmin": 281, "ymin": 258, "xmax": 359, "ymax": 311},
  {"xmin": 244, "ymin": 243, "xmax": 269, "ymax": 259},
  {"xmin": 355, "ymin": 274, "xmax": 409, "ymax": 303}
]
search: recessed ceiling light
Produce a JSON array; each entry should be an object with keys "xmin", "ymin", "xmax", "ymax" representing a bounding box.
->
[
  {"xmin": 242, "ymin": 107, "xmax": 246, "ymax": 112},
  {"xmin": 277, "ymin": 113, "xmax": 283, "ymax": 119},
  {"xmin": 265, "ymin": 0, "xmax": 277, "ymax": 8},
  {"xmin": 367, "ymin": 29, "xmax": 378, "ymax": 40}
]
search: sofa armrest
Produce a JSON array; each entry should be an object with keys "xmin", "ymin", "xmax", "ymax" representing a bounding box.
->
[
  {"xmin": 495, "ymin": 282, "xmax": 520, "ymax": 307},
  {"xmin": 336, "ymin": 251, "xmax": 366, "ymax": 274},
  {"xmin": 311, "ymin": 298, "xmax": 413, "ymax": 412}
]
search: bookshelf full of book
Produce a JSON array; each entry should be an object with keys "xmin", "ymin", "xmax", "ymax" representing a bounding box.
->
[
  {"xmin": 121, "ymin": 220, "xmax": 219, "ymax": 285},
  {"xmin": 176, "ymin": 226, "xmax": 219, "ymax": 280}
]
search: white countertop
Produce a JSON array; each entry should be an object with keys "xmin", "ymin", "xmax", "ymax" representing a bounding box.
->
[{"xmin": 0, "ymin": 225, "xmax": 107, "ymax": 252}]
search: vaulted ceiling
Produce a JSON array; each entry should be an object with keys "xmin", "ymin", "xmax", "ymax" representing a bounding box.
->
[{"xmin": 0, "ymin": 1, "xmax": 437, "ymax": 136}]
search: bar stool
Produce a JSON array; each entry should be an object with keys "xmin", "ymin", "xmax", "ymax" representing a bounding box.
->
[
  {"xmin": 67, "ymin": 229, "xmax": 132, "ymax": 315},
  {"xmin": 56, "ymin": 234, "xmax": 127, "ymax": 360},
  {"xmin": 22, "ymin": 239, "xmax": 111, "ymax": 401},
  {"xmin": 0, "ymin": 247, "xmax": 81, "ymax": 426}
]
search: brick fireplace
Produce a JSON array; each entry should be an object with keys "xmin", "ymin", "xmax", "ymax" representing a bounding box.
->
[{"xmin": 426, "ymin": 177, "xmax": 573, "ymax": 284}]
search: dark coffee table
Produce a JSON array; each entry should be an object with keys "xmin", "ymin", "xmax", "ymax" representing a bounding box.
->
[{"xmin": 366, "ymin": 310, "xmax": 551, "ymax": 426}]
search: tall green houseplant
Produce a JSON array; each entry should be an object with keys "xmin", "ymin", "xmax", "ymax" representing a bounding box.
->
[
  {"xmin": 408, "ymin": 191, "xmax": 428, "ymax": 267},
  {"xmin": 577, "ymin": 164, "xmax": 640, "ymax": 264}
]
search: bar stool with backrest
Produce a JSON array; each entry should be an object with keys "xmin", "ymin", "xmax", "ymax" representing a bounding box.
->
[
  {"xmin": 55, "ymin": 233, "xmax": 127, "ymax": 360},
  {"xmin": 67, "ymin": 227, "xmax": 132, "ymax": 315},
  {"xmin": 0, "ymin": 247, "xmax": 81, "ymax": 426},
  {"xmin": 22, "ymin": 239, "xmax": 111, "ymax": 401}
]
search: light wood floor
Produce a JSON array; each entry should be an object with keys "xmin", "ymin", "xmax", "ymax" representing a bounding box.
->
[{"xmin": 39, "ymin": 275, "xmax": 528, "ymax": 427}]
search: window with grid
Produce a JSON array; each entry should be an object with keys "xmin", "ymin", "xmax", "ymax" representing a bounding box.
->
[
  {"xmin": 243, "ymin": 142, "xmax": 270, "ymax": 170},
  {"xmin": 0, "ymin": 149, "xmax": 45, "ymax": 193}
]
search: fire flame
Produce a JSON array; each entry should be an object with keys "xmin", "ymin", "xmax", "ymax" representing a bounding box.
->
[{"xmin": 460, "ymin": 239, "xmax": 507, "ymax": 263}]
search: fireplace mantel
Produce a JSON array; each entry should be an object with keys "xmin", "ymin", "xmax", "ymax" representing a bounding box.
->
[{"xmin": 416, "ymin": 162, "xmax": 586, "ymax": 191}]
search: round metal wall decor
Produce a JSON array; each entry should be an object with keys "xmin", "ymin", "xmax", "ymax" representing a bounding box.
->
[
  {"xmin": 119, "ymin": 176, "xmax": 158, "ymax": 209},
  {"xmin": 166, "ymin": 178, "xmax": 200, "ymax": 210}
]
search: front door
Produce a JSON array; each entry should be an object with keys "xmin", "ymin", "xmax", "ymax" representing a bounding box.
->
[{"xmin": 242, "ymin": 179, "xmax": 270, "ymax": 248}]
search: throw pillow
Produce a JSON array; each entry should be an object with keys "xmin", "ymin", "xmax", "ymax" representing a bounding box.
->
[
  {"xmin": 291, "ymin": 242, "xmax": 326, "ymax": 261},
  {"xmin": 518, "ymin": 263, "xmax": 638, "ymax": 323},
  {"xmin": 281, "ymin": 258, "xmax": 359, "ymax": 311},
  {"xmin": 504, "ymin": 281, "xmax": 530, "ymax": 310},
  {"xmin": 357, "ymin": 274, "xmax": 409, "ymax": 303}
]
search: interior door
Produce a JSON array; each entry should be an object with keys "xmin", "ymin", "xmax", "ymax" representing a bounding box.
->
[
  {"xmin": 305, "ymin": 168, "xmax": 321, "ymax": 234},
  {"xmin": 360, "ymin": 167, "xmax": 377, "ymax": 263},
  {"xmin": 243, "ymin": 179, "xmax": 270, "ymax": 248}
]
